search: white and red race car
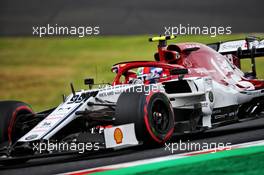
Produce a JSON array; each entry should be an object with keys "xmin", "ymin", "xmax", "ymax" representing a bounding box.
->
[{"xmin": 0, "ymin": 35, "xmax": 263, "ymax": 163}]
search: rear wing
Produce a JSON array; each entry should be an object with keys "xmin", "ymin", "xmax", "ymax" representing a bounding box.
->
[
  {"xmin": 207, "ymin": 36, "xmax": 264, "ymax": 79},
  {"xmin": 208, "ymin": 36, "xmax": 264, "ymax": 57}
]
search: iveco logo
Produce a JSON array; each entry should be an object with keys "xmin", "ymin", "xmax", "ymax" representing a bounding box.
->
[{"xmin": 25, "ymin": 134, "xmax": 38, "ymax": 140}]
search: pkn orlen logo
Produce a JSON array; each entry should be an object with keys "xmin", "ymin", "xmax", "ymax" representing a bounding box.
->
[{"xmin": 114, "ymin": 128, "xmax": 123, "ymax": 144}]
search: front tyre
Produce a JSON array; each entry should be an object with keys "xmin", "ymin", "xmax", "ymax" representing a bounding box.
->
[
  {"xmin": 0, "ymin": 101, "xmax": 34, "ymax": 145},
  {"xmin": 115, "ymin": 90, "xmax": 175, "ymax": 145}
]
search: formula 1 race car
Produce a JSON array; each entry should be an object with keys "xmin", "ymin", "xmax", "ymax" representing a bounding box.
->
[{"xmin": 0, "ymin": 35, "xmax": 263, "ymax": 163}]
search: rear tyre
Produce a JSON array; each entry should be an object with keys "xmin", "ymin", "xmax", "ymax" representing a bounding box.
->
[
  {"xmin": 115, "ymin": 89, "xmax": 175, "ymax": 145},
  {"xmin": 0, "ymin": 101, "xmax": 33, "ymax": 145}
]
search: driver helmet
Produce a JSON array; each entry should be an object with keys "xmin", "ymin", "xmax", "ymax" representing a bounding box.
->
[{"xmin": 137, "ymin": 67, "xmax": 163, "ymax": 83}]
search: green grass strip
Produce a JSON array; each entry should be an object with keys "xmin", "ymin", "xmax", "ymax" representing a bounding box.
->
[
  {"xmin": 0, "ymin": 35, "xmax": 263, "ymax": 111},
  {"xmin": 94, "ymin": 146, "xmax": 264, "ymax": 175}
]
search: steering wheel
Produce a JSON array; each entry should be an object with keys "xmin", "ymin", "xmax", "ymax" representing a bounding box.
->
[{"xmin": 128, "ymin": 78, "xmax": 143, "ymax": 84}]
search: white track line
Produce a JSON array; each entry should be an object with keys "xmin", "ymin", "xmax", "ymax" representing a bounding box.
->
[{"xmin": 63, "ymin": 139, "xmax": 264, "ymax": 175}]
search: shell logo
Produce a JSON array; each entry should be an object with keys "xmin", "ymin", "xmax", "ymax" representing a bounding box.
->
[{"xmin": 114, "ymin": 128, "xmax": 123, "ymax": 144}]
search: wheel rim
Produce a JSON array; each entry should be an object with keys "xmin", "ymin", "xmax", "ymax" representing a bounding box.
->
[{"xmin": 151, "ymin": 99, "xmax": 170, "ymax": 134}]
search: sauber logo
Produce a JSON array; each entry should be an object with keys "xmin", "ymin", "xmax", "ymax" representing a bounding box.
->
[{"xmin": 114, "ymin": 128, "xmax": 123, "ymax": 144}]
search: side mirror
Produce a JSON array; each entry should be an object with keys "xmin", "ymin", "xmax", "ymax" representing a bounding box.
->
[
  {"xmin": 84, "ymin": 78, "xmax": 94, "ymax": 89},
  {"xmin": 183, "ymin": 47, "xmax": 200, "ymax": 54},
  {"xmin": 170, "ymin": 68, "xmax": 188, "ymax": 75},
  {"xmin": 170, "ymin": 68, "xmax": 188, "ymax": 80}
]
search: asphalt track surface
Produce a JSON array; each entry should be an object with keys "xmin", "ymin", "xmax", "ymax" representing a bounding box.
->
[
  {"xmin": 0, "ymin": 115, "xmax": 264, "ymax": 175},
  {"xmin": 0, "ymin": 0, "xmax": 264, "ymax": 35}
]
